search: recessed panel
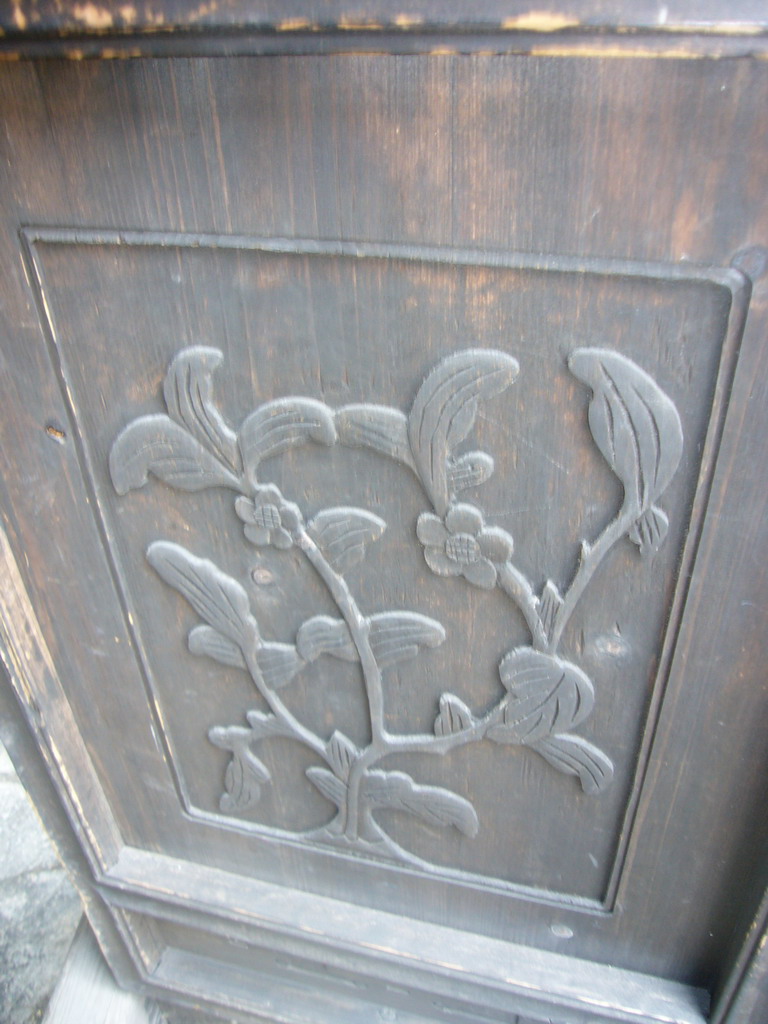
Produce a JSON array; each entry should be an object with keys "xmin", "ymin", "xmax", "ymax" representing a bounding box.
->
[{"xmin": 29, "ymin": 230, "xmax": 742, "ymax": 904}]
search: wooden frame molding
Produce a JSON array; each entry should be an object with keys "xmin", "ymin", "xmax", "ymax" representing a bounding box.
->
[{"xmin": 1, "ymin": 2, "xmax": 768, "ymax": 59}]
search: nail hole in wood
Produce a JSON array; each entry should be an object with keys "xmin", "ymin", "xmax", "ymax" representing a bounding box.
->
[{"xmin": 45, "ymin": 422, "xmax": 66, "ymax": 444}]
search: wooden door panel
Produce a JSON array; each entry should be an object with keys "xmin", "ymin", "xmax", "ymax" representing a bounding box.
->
[{"xmin": 1, "ymin": 40, "xmax": 767, "ymax": 1023}]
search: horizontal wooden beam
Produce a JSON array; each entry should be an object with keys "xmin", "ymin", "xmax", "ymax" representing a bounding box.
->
[{"xmin": 1, "ymin": 2, "xmax": 768, "ymax": 59}]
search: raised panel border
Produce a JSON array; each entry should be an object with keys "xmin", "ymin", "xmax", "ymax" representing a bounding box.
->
[
  {"xmin": 101, "ymin": 848, "xmax": 709, "ymax": 1024},
  {"xmin": 19, "ymin": 225, "xmax": 750, "ymax": 916}
]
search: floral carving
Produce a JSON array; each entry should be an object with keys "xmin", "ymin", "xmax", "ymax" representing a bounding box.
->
[
  {"xmin": 235, "ymin": 486, "xmax": 301, "ymax": 549},
  {"xmin": 111, "ymin": 343, "xmax": 683, "ymax": 869},
  {"xmin": 416, "ymin": 504, "xmax": 513, "ymax": 589}
]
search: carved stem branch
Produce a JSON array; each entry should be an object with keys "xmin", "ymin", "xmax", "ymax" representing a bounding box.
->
[
  {"xmin": 294, "ymin": 527, "xmax": 386, "ymax": 745},
  {"xmin": 242, "ymin": 649, "xmax": 328, "ymax": 761},
  {"xmin": 293, "ymin": 525, "xmax": 388, "ymax": 840},
  {"xmin": 548, "ymin": 504, "xmax": 638, "ymax": 652},
  {"xmin": 383, "ymin": 705, "xmax": 502, "ymax": 757},
  {"xmin": 343, "ymin": 743, "xmax": 387, "ymax": 841},
  {"xmin": 496, "ymin": 562, "xmax": 548, "ymax": 651}
]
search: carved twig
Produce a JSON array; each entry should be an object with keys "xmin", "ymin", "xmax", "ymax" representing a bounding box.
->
[
  {"xmin": 294, "ymin": 527, "xmax": 385, "ymax": 745},
  {"xmin": 241, "ymin": 647, "xmax": 329, "ymax": 762},
  {"xmin": 384, "ymin": 709, "xmax": 498, "ymax": 758},
  {"xmin": 496, "ymin": 562, "xmax": 548, "ymax": 651},
  {"xmin": 548, "ymin": 507, "xmax": 638, "ymax": 653},
  {"xmin": 293, "ymin": 524, "xmax": 388, "ymax": 841}
]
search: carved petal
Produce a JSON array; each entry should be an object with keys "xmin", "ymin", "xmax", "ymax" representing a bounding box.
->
[
  {"xmin": 445, "ymin": 502, "xmax": 483, "ymax": 535},
  {"xmin": 416, "ymin": 512, "xmax": 449, "ymax": 546},
  {"xmin": 477, "ymin": 526, "xmax": 514, "ymax": 563},
  {"xmin": 462, "ymin": 558, "xmax": 497, "ymax": 590},
  {"xmin": 271, "ymin": 527, "xmax": 294, "ymax": 550},
  {"xmin": 244, "ymin": 524, "xmax": 272, "ymax": 546},
  {"xmin": 424, "ymin": 547, "xmax": 462, "ymax": 577},
  {"xmin": 234, "ymin": 495, "xmax": 257, "ymax": 522}
]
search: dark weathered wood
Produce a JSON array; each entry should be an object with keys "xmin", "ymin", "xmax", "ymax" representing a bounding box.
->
[
  {"xmin": 1, "ymin": 1, "xmax": 768, "ymax": 58},
  {"xmin": 0, "ymin": 28, "xmax": 766, "ymax": 1024}
]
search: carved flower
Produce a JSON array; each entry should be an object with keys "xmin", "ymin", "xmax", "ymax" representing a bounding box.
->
[
  {"xmin": 235, "ymin": 485, "xmax": 301, "ymax": 549},
  {"xmin": 416, "ymin": 503, "xmax": 513, "ymax": 589}
]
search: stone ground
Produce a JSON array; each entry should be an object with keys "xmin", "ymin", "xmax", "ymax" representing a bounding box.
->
[{"xmin": 0, "ymin": 741, "xmax": 82, "ymax": 1023}]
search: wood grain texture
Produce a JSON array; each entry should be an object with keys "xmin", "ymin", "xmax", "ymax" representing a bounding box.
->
[
  {"xmin": 0, "ymin": 45, "xmax": 766, "ymax": 1024},
  {"xmin": 1, "ymin": 1, "xmax": 768, "ymax": 60}
]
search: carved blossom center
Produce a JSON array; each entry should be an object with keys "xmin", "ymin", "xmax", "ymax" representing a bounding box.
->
[
  {"xmin": 254, "ymin": 504, "xmax": 282, "ymax": 530},
  {"xmin": 445, "ymin": 533, "xmax": 481, "ymax": 566}
]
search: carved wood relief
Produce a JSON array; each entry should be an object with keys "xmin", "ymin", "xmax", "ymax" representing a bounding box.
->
[
  {"xmin": 110, "ymin": 343, "xmax": 682, "ymax": 869},
  {"xmin": 25, "ymin": 228, "xmax": 744, "ymax": 902}
]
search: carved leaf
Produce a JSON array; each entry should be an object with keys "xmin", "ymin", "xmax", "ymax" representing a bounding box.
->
[
  {"xmin": 368, "ymin": 612, "xmax": 446, "ymax": 666},
  {"xmin": 447, "ymin": 451, "xmax": 495, "ymax": 494},
  {"xmin": 567, "ymin": 349, "xmax": 683, "ymax": 516},
  {"xmin": 407, "ymin": 350, "xmax": 519, "ymax": 512},
  {"xmin": 306, "ymin": 766, "xmax": 347, "ymax": 809},
  {"xmin": 627, "ymin": 505, "xmax": 669, "ymax": 557},
  {"xmin": 434, "ymin": 694, "xmax": 475, "ymax": 737},
  {"xmin": 245, "ymin": 710, "xmax": 285, "ymax": 739},
  {"xmin": 239, "ymin": 398, "xmax": 336, "ymax": 481},
  {"xmin": 147, "ymin": 542, "xmax": 257, "ymax": 647},
  {"xmin": 488, "ymin": 648, "xmax": 595, "ymax": 745},
  {"xmin": 307, "ymin": 507, "xmax": 386, "ymax": 572},
  {"xmin": 163, "ymin": 347, "xmax": 241, "ymax": 472},
  {"xmin": 208, "ymin": 725, "xmax": 271, "ymax": 812},
  {"xmin": 188, "ymin": 625, "xmax": 302, "ymax": 689},
  {"xmin": 327, "ymin": 731, "xmax": 359, "ymax": 781},
  {"xmin": 364, "ymin": 770, "xmax": 479, "ymax": 837},
  {"xmin": 257, "ymin": 642, "xmax": 304, "ymax": 690},
  {"xmin": 110, "ymin": 415, "xmax": 241, "ymax": 495},
  {"xmin": 335, "ymin": 405, "xmax": 417, "ymax": 471},
  {"xmin": 296, "ymin": 616, "xmax": 357, "ymax": 662},
  {"xmin": 539, "ymin": 580, "xmax": 564, "ymax": 643},
  {"xmin": 188, "ymin": 625, "xmax": 247, "ymax": 669},
  {"xmin": 296, "ymin": 612, "xmax": 445, "ymax": 666},
  {"xmin": 532, "ymin": 735, "xmax": 614, "ymax": 795}
]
